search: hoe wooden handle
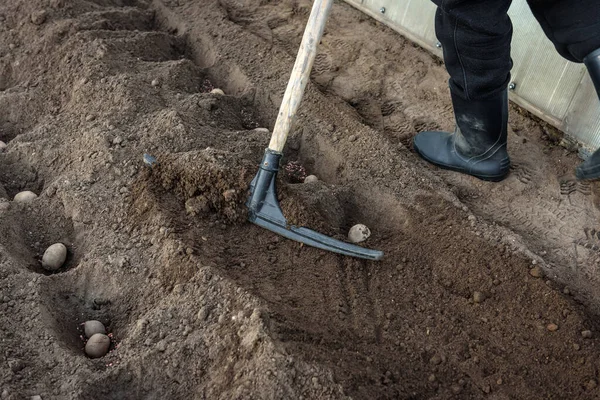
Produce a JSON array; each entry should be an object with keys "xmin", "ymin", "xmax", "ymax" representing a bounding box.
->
[{"xmin": 268, "ymin": 0, "xmax": 334, "ymax": 153}]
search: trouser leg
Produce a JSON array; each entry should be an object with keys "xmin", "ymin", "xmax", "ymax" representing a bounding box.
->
[
  {"xmin": 525, "ymin": 0, "xmax": 600, "ymax": 179},
  {"xmin": 432, "ymin": 0, "xmax": 514, "ymax": 100},
  {"xmin": 412, "ymin": 1, "xmax": 513, "ymax": 181},
  {"xmin": 526, "ymin": 0, "xmax": 600, "ymax": 63}
]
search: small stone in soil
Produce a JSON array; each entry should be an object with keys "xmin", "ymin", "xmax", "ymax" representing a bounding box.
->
[
  {"xmin": 197, "ymin": 306, "xmax": 209, "ymax": 321},
  {"xmin": 84, "ymin": 320, "xmax": 106, "ymax": 338},
  {"xmin": 529, "ymin": 266, "xmax": 543, "ymax": 278},
  {"xmin": 547, "ymin": 323, "xmax": 559, "ymax": 332},
  {"xmin": 223, "ymin": 189, "xmax": 236, "ymax": 201},
  {"xmin": 30, "ymin": 10, "xmax": 47, "ymax": 25},
  {"xmin": 157, "ymin": 340, "xmax": 167, "ymax": 352},
  {"xmin": 85, "ymin": 333, "xmax": 110, "ymax": 358},
  {"xmin": 151, "ymin": 79, "xmax": 160, "ymax": 87},
  {"xmin": 253, "ymin": 127, "xmax": 269, "ymax": 134},
  {"xmin": 429, "ymin": 355, "xmax": 442, "ymax": 365},
  {"xmin": 13, "ymin": 191, "xmax": 37, "ymax": 202},
  {"xmin": 30, "ymin": 396, "xmax": 42, "ymax": 400},
  {"xmin": 473, "ymin": 291, "xmax": 486, "ymax": 303},
  {"xmin": 586, "ymin": 380, "xmax": 598, "ymax": 391},
  {"xmin": 582, "ymin": 330, "xmax": 593, "ymax": 339},
  {"xmin": 143, "ymin": 153, "xmax": 158, "ymax": 167},
  {"xmin": 304, "ymin": 175, "xmax": 318, "ymax": 183},
  {"xmin": 0, "ymin": 140, "xmax": 6, "ymax": 151},
  {"xmin": 211, "ymin": 88, "xmax": 225, "ymax": 95},
  {"xmin": 348, "ymin": 224, "xmax": 371, "ymax": 243},
  {"xmin": 451, "ymin": 385, "xmax": 462, "ymax": 394},
  {"xmin": 41, "ymin": 243, "xmax": 67, "ymax": 271}
]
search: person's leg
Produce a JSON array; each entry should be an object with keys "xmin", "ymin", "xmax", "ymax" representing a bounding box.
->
[
  {"xmin": 526, "ymin": 0, "xmax": 600, "ymax": 63},
  {"xmin": 575, "ymin": 49, "xmax": 600, "ymax": 179},
  {"xmin": 432, "ymin": 0, "xmax": 514, "ymax": 100},
  {"xmin": 413, "ymin": 0, "xmax": 514, "ymax": 181},
  {"xmin": 525, "ymin": 0, "xmax": 600, "ymax": 179}
]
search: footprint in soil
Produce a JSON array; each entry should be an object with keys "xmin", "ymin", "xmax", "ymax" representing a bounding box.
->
[
  {"xmin": 511, "ymin": 162, "xmax": 535, "ymax": 185},
  {"xmin": 559, "ymin": 175, "xmax": 592, "ymax": 196},
  {"xmin": 575, "ymin": 227, "xmax": 600, "ymax": 252}
]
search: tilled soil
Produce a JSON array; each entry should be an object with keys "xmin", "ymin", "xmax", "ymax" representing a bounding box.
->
[{"xmin": 2, "ymin": 0, "xmax": 600, "ymax": 399}]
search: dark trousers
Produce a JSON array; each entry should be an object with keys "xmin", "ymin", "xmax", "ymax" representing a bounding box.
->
[{"xmin": 433, "ymin": 0, "xmax": 600, "ymax": 100}]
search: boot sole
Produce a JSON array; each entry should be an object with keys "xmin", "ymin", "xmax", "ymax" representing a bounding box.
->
[{"xmin": 414, "ymin": 146, "xmax": 509, "ymax": 182}]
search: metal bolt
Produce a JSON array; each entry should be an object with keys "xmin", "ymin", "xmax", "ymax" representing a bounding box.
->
[
  {"xmin": 435, "ymin": 41, "xmax": 442, "ymax": 48},
  {"xmin": 508, "ymin": 82, "xmax": 516, "ymax": 91},
  {"xmin": 380, "ymin": 7, "xmax": 386, "ymax": 13}
]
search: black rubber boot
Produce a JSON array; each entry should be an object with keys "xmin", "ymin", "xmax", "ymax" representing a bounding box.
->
[
  {"xmin": 575, "ymin": 48, "xmax": 600, "ymax": 181},
  {"xmin": 413, "ymin": 89, "xmax": 510, "ymax": 182}
]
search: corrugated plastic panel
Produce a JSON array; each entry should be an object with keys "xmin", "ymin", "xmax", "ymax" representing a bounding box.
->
[
  {"xmin": 344, "ymin": 0, "xmax": 600, "ymax": 153},
  {"xmin": 346, "ymin": 0, "xmax": 440, "ymax": 55},
  {"xmin": 507, "ymin": 1, "xmax": 586, "ymax": 123}
]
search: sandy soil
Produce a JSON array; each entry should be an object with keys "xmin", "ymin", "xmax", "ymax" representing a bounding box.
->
[{"xmin": 2, "ymin": 0, "xmax": 600, "ymax": 399}]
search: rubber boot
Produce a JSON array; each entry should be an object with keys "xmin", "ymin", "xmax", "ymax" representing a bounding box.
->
[
  {"xmin": 575, "ymin": 48, "xmax": 600, "ymax": 180},
  {"xmin": 413, "ymin": 89, "xmax": 510, "ymax": 182}
]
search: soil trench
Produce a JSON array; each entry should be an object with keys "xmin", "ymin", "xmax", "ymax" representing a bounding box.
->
[{"xmin": 1, "ymin": 0, "xmax": 600, "ymax": 399}]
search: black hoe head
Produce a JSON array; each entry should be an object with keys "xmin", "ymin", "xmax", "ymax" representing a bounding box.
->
[{"xmin": 247, "ymin": 149, "xmax": 384, "ymax": 261}]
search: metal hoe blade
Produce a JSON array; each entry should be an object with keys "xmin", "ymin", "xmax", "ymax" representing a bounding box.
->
[{"xmin": 247, "ymin": 149, "xmax": 384, "ymax": 261}]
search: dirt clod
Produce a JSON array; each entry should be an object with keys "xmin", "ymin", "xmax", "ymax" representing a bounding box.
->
[
  {"xmin": 529, "ymin": 266, "xmax": 544, "ymax": 278},
  {"xmin": 473, "ymin": 291, "xmax": 486, "ymax": 303},
  {"xmin": 582, "ymin": 330, "xmax": 593, "ymax": 339}
]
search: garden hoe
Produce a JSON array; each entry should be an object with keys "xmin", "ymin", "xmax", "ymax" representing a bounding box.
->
[{"xmin": 246, "ymin": 0, "xmax": 384, "ymax": 260}]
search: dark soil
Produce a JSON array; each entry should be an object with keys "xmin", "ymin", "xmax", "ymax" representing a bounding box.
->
[{"xmin": 1, "ymin": 0, "xmax": 600, "ymax": 399}]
